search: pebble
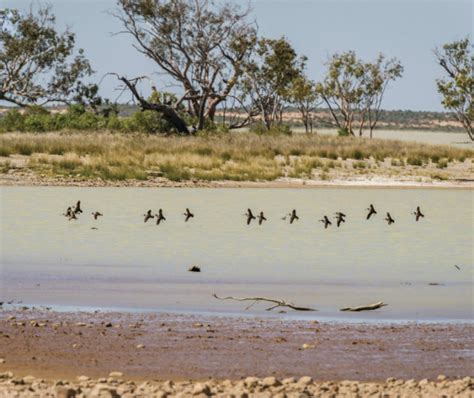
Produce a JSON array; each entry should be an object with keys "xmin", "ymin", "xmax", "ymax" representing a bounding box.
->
[
  {"xmin": 136, "ymin": 344, "xmax": 145, "ymax": 349},
  {"xmin": 298, "ymin": 376, "xmax": 313, "ymax": 386},
  {"xmin": 109, "ymin": 371, "xmax": 124, "ymax": 378}
]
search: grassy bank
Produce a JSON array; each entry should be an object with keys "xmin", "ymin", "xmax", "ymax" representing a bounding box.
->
[{"xmin": 0, "ymin": 132, "xmax": 472, "ymax": 183}]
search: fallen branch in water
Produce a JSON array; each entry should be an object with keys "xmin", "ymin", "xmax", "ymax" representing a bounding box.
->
[
  {"xmin": 212, "ymin": 294, "xmax": 317, "ymax": 312},
  {"xmin": 340, "ymin": 301, "xmax": 388, "ymax": 312}
]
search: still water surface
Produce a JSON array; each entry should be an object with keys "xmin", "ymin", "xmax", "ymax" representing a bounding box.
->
[{"xmin": 1, "ymin": 187, "xmax": 472, "ymax": 322}]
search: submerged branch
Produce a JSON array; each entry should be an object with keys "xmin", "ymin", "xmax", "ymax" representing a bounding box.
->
[{"xmin": 212, "ymin": 294, "xmax": 317, "ymax": 312}]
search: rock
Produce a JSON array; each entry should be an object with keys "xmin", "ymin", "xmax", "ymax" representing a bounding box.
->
[
  {"xmin": 0, "ymin": 358, "xmax": 5, "ymax": 364},
  {"xmin": 282, "ymin": 377, "xmax": 296, "ymax": 385},
  {"xmin": 56, "ymin": 386, "xmax": 77, "ymax": 398},
  {"xmin": 76, "ymin": 322, "xmax": 87, "ymax": 327},
  {"xmin": 0, "ymin": 372, "xmax": 13, "ymax": 379},
  {"xmin": 244, "ymin": 377, "xmax": 259, "ymax": 388},
  {"xmin": 136, "ymin": 344, "xmax": 145, "ymax": 349},
  {"xmin": 437, "ymin": 374, "xmax": 447, "ymax": 381},
  {"xmin": 261, "ymin": 376, "xmax": 281, "ymax": 388},
  {"xmin": 301, "ymin": 343, "xmax": 315, "ymax": 350},
  {"xmin": 90, "ymin": 384, "xmax": 118, "ymax": 398},
  {"xmin": 109, "ymin": 371, "xmax": 124, "ymax": 379},
  {"xmin": 22, "ymin": 375, "xmax": 36, "ymax": 383},
  {"xmin": 418, "ymin": 379, "xmax": 429, "ymax": 387},
  {"xmin": 298, "ymin": 376, "xmax": 313, "ymax": 386},
  {"xmin": 77, "ymin": 375, "xmax": 90, "ymax": 382},
  {"xmin": 192, "ymin": 383, "xmax": 211, "ymax": 395}
]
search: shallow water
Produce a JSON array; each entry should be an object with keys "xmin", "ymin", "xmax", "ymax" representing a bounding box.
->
[{"xmin": 0, "ymin": 186, "xmax": 473, "ymax": 322}]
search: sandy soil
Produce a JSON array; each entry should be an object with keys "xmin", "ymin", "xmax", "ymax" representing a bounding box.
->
[
  {"xmin": 1, "ymin": 167, "xmax": 473, "ymax": 189},
  {"xmin": 0, "ymin": 308, "xmax": 472, "ymax": 383}
]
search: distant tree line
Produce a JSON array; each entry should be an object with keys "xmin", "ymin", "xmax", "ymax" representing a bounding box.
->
[{"xmin": 0, "ymin": 1, "xmax": 472, "ymax": 140}]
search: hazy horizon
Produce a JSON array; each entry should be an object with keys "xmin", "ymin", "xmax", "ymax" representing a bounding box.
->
[{"xmin": 1, "ymin": 0, "xmax": 472, "ymax": 112}]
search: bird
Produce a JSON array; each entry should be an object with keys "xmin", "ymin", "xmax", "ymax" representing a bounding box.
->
[
  {"xmin": 334, "ymin": 212, "xmax": 346, "ymax": 227},
  {"xmin": 258, "ymin": 211, "xmax": 267, "ymax": 225},
  {"xmin": 62, "ymin": 206, "xmax": 73, "ymax": 218},
  {"xmin": 289, "ymin": 209, "xmax": 299, "ymax": 224},
  {"xmin": 385, "ymin": 212, "xmax": 395, "ymax": 225},
  {"xmin": 188, "ymin": 266, "xmax": 201, "ymax": 273},
  {"xmin": 413, "ymin": 206, "xmax": 425, "ymax": 222},
  {"xmin": 320, "ymin": 215, "xmax": 332, "ymax": 229},
  {"xmin": 183, "ymin": 208, "xmax": 194, "ymax": 222},
  {"xmin": 155, "ymin": 209, "xmax": 166, "ymax": 225},
  {"xmin": 143, "ymin": 210, "xmax": 154, "ymax": 223},
  {"xmin": 245, "ymin": 209, "xmax": 256, "ymax": 225},
  {"xmin": 366, "ymin": 204, "xmax": 377, "ymax": 220},
  {"xmin": 454, "ymin": 265, "xmax": 461, "ymax": 271},
  {"xmin": 92, "ymin": 211, "xmax": 103, "ymax": 220},
  {"xmin": 68, "ymin": 212, "xmax": 78, "ymax": 221},
  {"xmin": 74, "ymin": 200, "xmax": 83, "ymax": 215}
]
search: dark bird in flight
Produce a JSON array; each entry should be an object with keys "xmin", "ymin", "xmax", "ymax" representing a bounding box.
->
[
  {"xmin": 320, "ymin": 215, "xmax": 332, "ymax": 229},
  {"xmin": 454, "ymin": 265, "xmax": 461, "ymax": 271},
  {"xmin": 413, "ymin": 206, "xmax": 425, "ymax": 222},
  {"xmin": 143, "ymin": 210, "xmax": 154, "ymax": 223},
  {"xmin": 258, "ymin": 211, "xmax": 267, "ymax": 225},
  {"xmin": 289, "ymin": 209, "xmax": 299, "ymax": 224},
  {"xmin": 245, "ymin": 208, "xmax": 256, "ymax": 225},
  {"xmin": 155, "ymin": 209, "xmax": 166, "ymax": 225},
  {"xmin": 74, "ymin": 200, "xmax": 83, "ymax": 215},
  {"xmin": 366, "ymin": 204, "xmax": 377, "ymax": 220},
  {"xmin": 189, "ymin": 266, "xmax": 201, "ymax": 273},
  {"xmin": 63, "ymin": 206, "xmax": 73, "ymax": 218},
  {"xmin": 183, "ymin": 208, "xmax": 194, "ymax": 222},
  {"xmin": 385, "ymin": 212, "xmax": 395, "ymax": 225},
  {"xmin": 92, "ymin": 211, "xmax": 103, "ymax": 220},
  {"xmin": 334, "ymin": 212, "xmax": 346, "ymax": 227}
]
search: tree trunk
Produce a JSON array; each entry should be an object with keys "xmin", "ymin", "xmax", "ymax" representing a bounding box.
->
[{"xmin": 119, "ymin": 76, "xmax": 191, "ymax": 135}]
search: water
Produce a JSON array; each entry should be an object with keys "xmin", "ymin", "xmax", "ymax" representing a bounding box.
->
[{"xmin": 1, "ymin": 186, "xmax": 473, "ymax": 322}]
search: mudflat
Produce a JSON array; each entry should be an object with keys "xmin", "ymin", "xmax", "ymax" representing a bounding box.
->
[{"xmin": 0, "ymin": 309, "xmax": 472, "ymax": 382}]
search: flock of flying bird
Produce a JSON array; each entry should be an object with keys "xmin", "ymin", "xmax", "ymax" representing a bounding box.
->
[{"xmin": 62, "ymin": 200, "xmax": 426, "ymax": 228}]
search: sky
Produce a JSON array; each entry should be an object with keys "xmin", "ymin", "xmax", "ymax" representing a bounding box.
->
[{"xmin": 2, "ymin": 0, "xmax": 472, "ymax": 111}]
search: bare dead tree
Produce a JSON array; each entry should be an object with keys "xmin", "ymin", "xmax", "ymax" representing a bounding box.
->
[
  {"xmin": 213, "ymin": 294, "xmax": 317, "ymax": 312},
  {"xmin": 114, "ymin": 0, "xmax": 257, "ymax": 131}
]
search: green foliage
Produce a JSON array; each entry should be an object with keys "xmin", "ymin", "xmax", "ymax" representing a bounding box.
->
[
  {"xmin": 435, "ymin": 37, "xmax": 473, "ymax": 140},
  {"xmin": 0, "ymin": 106, "xmax": 174, "ymax": 134},
  {"xmin": 249, "ymin": 122, "xmax": 292, "ymax": 136},
  {"xmin": 0, "ymin": 6, "xmax": 93, "ymax": 106}
]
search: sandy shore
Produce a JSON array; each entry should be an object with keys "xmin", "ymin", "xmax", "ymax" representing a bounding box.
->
[{"xmin": 1, "ymin": 171, "xmax": 473, "ymax": 189}]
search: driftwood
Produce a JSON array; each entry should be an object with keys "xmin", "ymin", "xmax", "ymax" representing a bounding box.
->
[
  {"xmin": 340, "ymin": 301, "xmax": 388, "ymax": 312},
  {"xmin": 212, "ymin": 294, "xmax": 317, "ymax": 312}
]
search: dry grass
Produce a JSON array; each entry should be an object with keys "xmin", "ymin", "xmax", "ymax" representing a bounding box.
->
[{"xmin": 0, "ymin": 132, "xmax": 472, "ymax": 182}]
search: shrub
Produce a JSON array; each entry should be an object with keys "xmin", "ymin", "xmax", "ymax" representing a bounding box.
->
[{"xmin": 249, "ymin": 122, "xmax": 292, "ymax": 136}]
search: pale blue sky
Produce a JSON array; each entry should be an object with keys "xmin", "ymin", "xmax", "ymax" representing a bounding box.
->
[{"xmin": 2, "ymin": 0, "xmax": 472, "ymax": 111}]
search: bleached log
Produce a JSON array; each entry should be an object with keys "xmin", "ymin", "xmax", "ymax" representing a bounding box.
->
[{"xmin": 340, "ymin": 301, "xmax": 388, "ymax": 312}]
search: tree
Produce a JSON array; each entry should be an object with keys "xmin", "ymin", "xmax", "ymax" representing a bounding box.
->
[
  {"xmin": 114, "ymin": 0, "xmax": 257, "ymax": 134},
  {"xmin": 288, "ymin": 75, "xmax": 320, "ymax": 133},
  {"xmin": 435, "ymin": 37, "xmax": 473, "ymax": 141},
  {"xmin": 241, "ymin": 37, "xmax": 306, "ymax": 130},
  {"xmin": 0, "ymin": 5, "xmax": 94, "ymax": 107},
  {"xmin": 316, "ymin": 51, "xmax": 403, "ymax": 137},
  {"xmin": 316, "ymin": 51, "xmax": 366, "ymax": 136},
  {"xmin": 362, "ymin": 55, "xmax": 403, "ymax": 138}
]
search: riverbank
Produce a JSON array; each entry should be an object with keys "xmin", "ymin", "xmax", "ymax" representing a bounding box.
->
[
  {"xmin": 1, "ymin": 167, "xmax": 473, "ymax": 188},
  {"xmin": 0, "ymin": 308, "xmax": 472, "ymax": 383},
  {"xmin": 0, "ymin": 132, "xmax": 472, "ymax": 188}
]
